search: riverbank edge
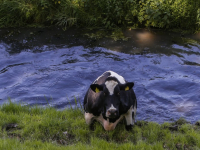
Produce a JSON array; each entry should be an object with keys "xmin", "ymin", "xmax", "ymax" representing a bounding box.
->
[{"xmin": 0, "ymin": 101, "xmax": 200, "ymax": 150}]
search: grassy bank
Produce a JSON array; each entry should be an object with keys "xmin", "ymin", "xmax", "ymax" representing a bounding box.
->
[
  {"xmin": 0, "ymin": 0, "xmax": 200, "ymax": 32},
  {"xmin": 0, "ymin": 101, "xmax": 200, "ymax": 149}
]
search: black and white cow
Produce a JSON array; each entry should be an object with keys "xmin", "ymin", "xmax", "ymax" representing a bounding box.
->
[{"xmin": 84, "ymin": 71, "xmax": 137, "ymax": 131}]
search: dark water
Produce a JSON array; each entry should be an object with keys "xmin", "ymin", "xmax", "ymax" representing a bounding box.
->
[{"xmin": 0, "ymin": 28, "xmax": 200, "ymax": 123}]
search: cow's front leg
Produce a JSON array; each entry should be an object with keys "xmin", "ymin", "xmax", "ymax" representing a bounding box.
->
[
  {"xmin": 84, "ymin": 112, "xmax": 95, "ymax": 130},
  {"xmin": 124, "ymin": 106, "xmax": 133, "ymax": 131}
]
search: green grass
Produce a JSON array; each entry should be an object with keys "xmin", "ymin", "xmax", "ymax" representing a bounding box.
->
[{"xmin": 0, "ymin": 101, "xmax": 200, "ymax": 150}]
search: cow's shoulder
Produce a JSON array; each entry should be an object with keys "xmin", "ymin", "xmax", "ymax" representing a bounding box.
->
[
  {"xmin": 119, "ymin": 89, "xmax": 137, "ymax": 113},
  {"xmin": 109, "ymin": 71, "xmax": 126, "ymax": 84},
  {"xmin": 93, "ymin": 71, "xmax": 111, "ymax": 84}
]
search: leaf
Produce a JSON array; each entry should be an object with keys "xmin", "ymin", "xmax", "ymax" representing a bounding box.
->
[
  {"xmin": 167, "ymin": 20, "xmax": 170, "ymax": 24},
  {"xmin": 163, "ymin": 15, "xmax": 168, "ymax": 20}
]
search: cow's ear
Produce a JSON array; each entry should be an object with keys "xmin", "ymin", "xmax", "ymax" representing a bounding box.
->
[
  {"xmin": 120, "ymin": 82, "xmax": 134, "ymax": 91},
  {"xmin": 90, "ymin": 84, "xmax": 103, "ymax": 93}
]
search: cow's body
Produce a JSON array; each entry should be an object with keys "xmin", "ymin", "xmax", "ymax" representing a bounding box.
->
[{"xmin": 84, "ymin": 71, "xmax": 137, "ymax": 131}]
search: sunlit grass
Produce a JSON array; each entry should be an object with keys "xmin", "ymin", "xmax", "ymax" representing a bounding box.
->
[{"xmin": 0, "ymin": 101, "xmax": 200, "ymax": 150}]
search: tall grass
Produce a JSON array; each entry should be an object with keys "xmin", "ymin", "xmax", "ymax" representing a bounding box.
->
[
  {"xmin": 0, "ymin": 0, "xmax": 82, "ymax": 29},
  {"xmin": 0, "ymin": 101, "xmax": 200, "ymax": 149},
  {"xmin": 0, "ymin": 0, "xmax": 200, "ymax": 32}
]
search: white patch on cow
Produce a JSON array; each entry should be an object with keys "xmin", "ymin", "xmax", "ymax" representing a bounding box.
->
[
  {"xmin": 105, "ymin": 80, "xmax": 118, "ymax": 95},
  {"xmin": 125, "ymin": 105, "xmax": 133, "ymax": 125},
  {"xmin": 109, "ymin": 104, "xmax": 117, "ymax": 110},
  {"xmin": 84, "ymin": 112, "xmax": 95, "ymax": 125},
  {"xmin": 133, "ymin": 101, "xmax": 137, "ymax": 122},
  {"xmin": 85, "ymin": 113, "xmax": 105, "ymax": 126},
  {"xmin": 108, "ymin": 71, "xmax": 126, "ymax": 84},
  {"xmin": 93, "ymin": 71, "xmax": 126, "ymax": 84}
]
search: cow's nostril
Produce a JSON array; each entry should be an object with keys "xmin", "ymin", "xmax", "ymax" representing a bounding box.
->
[
  {"xmin": 108, "ymin": 109, "xmax": 117, "ymax": 118},
  {"xmin": 107, "ymin": 111, "xmax": 111, "ymax": 115}
]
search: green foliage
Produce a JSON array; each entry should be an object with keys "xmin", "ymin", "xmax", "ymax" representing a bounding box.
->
[
  {"xmin": 0, "ymin": 102, "xmax": 200, "ymax": 150},
  {"xmin": 137, "ymin": 0, "xmax": 200, "ymax": 31},
  {"xmin": 137, "ymin": 0, "xmax": 171, "ymax": 28},
  {"xmin": 0, "ymin": 0, "xmax": 81, "ymax": 28},
  {"xmin": 82, "ymin": 0, "xmax": 138, "ymax": 28},
  {"xmin": 0, "ymin": 0, "xmax": 200, "ymax": 32}
]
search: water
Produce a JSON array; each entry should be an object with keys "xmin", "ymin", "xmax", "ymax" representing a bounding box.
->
[{"xmin": 0, "ymin": 28, "xmax": 200, "ymax": 123}]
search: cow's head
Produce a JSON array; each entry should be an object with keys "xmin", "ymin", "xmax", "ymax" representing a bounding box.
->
[{"xmin": 90, "ymin": 77, "xmax": 134, "ymax": 120}]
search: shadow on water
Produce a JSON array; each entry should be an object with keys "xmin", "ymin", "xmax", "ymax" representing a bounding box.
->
[{"xmin": 0, "ymin": 27, "xmax": 200, "ymax": 123}]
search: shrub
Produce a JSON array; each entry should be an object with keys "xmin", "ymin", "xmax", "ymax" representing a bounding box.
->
[{"xmin": 0, "ymin": 0, "xmax": 200, "ymax": 31}]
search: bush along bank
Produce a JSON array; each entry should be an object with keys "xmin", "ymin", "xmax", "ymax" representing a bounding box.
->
[
  {"xmin": 0, "ymin": 101, "xmax": 200, "ymax": 150},
  {"xmin": 0, "ymin": 0, "xmax": 200, "ymax": 32}
]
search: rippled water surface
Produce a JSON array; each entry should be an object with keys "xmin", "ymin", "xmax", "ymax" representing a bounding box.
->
[{"xmin": 0, "ymin": 28, "xmax": 200, "ymax": 123}]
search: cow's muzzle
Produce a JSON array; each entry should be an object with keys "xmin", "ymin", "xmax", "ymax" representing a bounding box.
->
[{"xmin": 106, "ymin": 109, "xmax": 118, "ymax": 119}]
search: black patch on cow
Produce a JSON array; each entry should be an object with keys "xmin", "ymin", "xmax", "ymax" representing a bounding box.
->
[
  {"xmin": 102, "ymin": 114, "xmax": 120, "ymax": 123},
  {"xmin": 90, "ymin": 84, "xmax": 103, "ymax": 92},
  {"xmin": 89, "ymin": 120, "xmax": 97, "ymax": 131},
  {"xmin": 109, "ymin": 117, "xmax": 120, "ymax": 123},
  {"xmin": 125, "ymin": 124, "xmax": 133, "ymax": 131},
  {"xmin": 119, "ymin": 82, "xmax": 134, "ymax": 91},
  {"xmin": 105, "ymin": 76, "xmax": 119, "ymax": 83}
]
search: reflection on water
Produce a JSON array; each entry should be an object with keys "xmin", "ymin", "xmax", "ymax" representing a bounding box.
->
[
  {"xmin": 176, "ymin": 101, "xmax": 197, "ymax": 112},
  {"xmin": 0, "ymin": 28, "xmax": 200, "ymax": 123},
  {"xmin": 136, "ymin": 31, "xmax": 157, "ymax": 46}
]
